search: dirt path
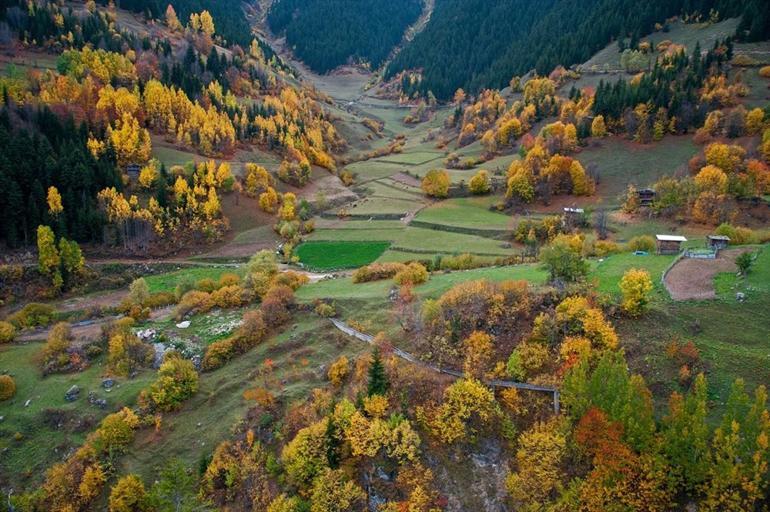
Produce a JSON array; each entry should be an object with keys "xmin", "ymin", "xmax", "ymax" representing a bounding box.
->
[
  {"xmin": 664, "ymin": 248, "xmax": 751, "ymax": 301},
  {"xmin": 16, "ymin": 306, "xmax": 175, "ymax": 343}
]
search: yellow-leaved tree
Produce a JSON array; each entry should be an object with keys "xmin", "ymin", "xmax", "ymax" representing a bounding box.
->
[{"xmin": 619, "ymin": 268, "xmax": 653, "ymax": 317}]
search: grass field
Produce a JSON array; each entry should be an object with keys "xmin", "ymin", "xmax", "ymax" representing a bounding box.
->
[
  {"xmin": 589, "ymin": 253, "xmax": 674, "ymax": 297},
  {"xmin": 144, "ymin": 266, "xmax": 241, "ymax": 294},
  {"xmin": 0, "ymin": 344, "xmax": 154, "ymax": 489},
  {"xmin": 297, "ymin": 263, "xmax": 548, "ymax": 302},
  {"xmin": 376, "ymin": 151, "xmax": 445, "ymax": 166},
  {"xmin": 296, "ymin": 241, "xmax": 391, "ymax": 270},
  {"xmin": 346, "ymin": 196, "xmax": 422, "ymax": 215},
  {"xmin": 579, "ymin": 136, "xmax": 697, "ymax": 199},
  {"xmin": 581, "ymin": 18, "xmax": 740, "ymax": 71},
  {"xmin": 414, "ymin": 197, "xmax": 512, "ymax": 230}
]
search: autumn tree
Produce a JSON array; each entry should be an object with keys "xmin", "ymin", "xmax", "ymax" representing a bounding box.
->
[
  {"xmin": 463, "ymin": 331, "xmax": 493, "ymax": 379},
  {"xmin": 109, "ymin": 474, "xmax": 148, "ymax": 512},
  {"xmin": 421, "ymin": 169, "xmax": 450, "ymax": 198},
  {"xmin": 506, "ymin": 419, "xmax": 567, "ymax": 509},
  {"xmin": 429, "ymin": 379, "xmax": 497, "ymax": 444},
  {"xmin": 468, "ymin": 169, "xmax": 491, "ymax": 195},
  {"xmin": 37, "ymin": 225, "xmax": 63, "ymax": 292},
  {"xmin": 107, "ymin": 113, "xmax": 152, "ymax": 167},
  {"xmin": 310, "ymin": 468, "xmax": 365, "ymax": 512},
  {"xmin": 140, "ymin": 354, "xmax": 199, "ymax": 412},
  {"xmin": 619, "ymin": 268, "xmax": 653, "ymax": 316},
  {"xmin": 165, "ymin": 4, "xmax": 181, "ymax": 31},
  {"xmin": 47, "ymin": 186, "xmax": 63, "ymax": 216},
  {"xmin": 539, "ymin": 237, "xmax": 588, "ymax": 282},
  {"xmin": 591, "ymin": 115, "xmax": 607, "ymax": 137},
  {"xmin": 0, "ymin": 375, "xmax": 16, "ymax": 401},
  {"xmin": 663, "ymin": 373, "xmax": 711, "ymax": 491}
]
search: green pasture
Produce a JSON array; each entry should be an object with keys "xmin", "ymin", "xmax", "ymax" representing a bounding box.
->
[
  {"xmin": 296, "ymin": 241, "xmax": 391, "ymax": 270},
  {"xmin": 0, "ymin": 343, "xmax": 154, "ymax": 489},
  {"xmin": 579, "ymin": 135, "xmax": 697, "ymax": 198},
  {"xmin": 414, "ymin": 197, "xmax": 512, "ymax": 230}
]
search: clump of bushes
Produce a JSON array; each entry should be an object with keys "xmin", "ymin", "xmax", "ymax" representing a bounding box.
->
[
  {"xmin": 0, "ymin": 375, "xmax": 16, "ymax": 401},
  {"xmin": 139, "ymin": 353, "xmax": 199, "ymax": 412},
  {"xmin": 38, "ymin": 322, "xmax": 89, "ymax": 375},
  {"xmin": 352, "ymin": 262, "xmax": 407, "ymax": 283},
  {"xmin": 715, "ymin": 223, "xmax": 756, "ymax": 245},
  {"xmin": 8, "ymin": 303, "xmax": 56, "ymax": 328},
  {"xmin": 314, "ymin": 301, "xmax": 336, "ymax": 318},
  {"xmin": 627, "ymin": 235, "xmax": 656, "ymax": 253},
  {"xmin": 394, "ymin": 262, "xmax": 429, "ymax": 286},
  {"xmin": 438, "ymin": 253, "xmax": 486, "ymax": 271},
  {"xmin": 107, "ymin": 319, "xmax": 154, "ymax": 377},
  {"xmin": 0, "ymin": 321, "xmax": 16, "ymax": 343}
]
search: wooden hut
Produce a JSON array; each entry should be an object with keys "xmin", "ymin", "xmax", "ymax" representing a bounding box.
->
[
  {"xmin": 707, "ymin": 235, "xmax": 730, "ymax": 251},
  {"xmin": 656, "ymin": 234, "xmax": 687, "ymax": 255},
  {"xmin": 126, "ymin": 163, "xmax": 141, "ymax": 182},
  {"xmin": 562, "ymin": 207, "xmax": 585, "ymax": 229},
  {"xmin": 637, "ymin": 188, "xmax": 656, "ymax": 207}
]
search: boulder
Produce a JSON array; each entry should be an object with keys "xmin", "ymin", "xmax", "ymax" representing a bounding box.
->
[
  {"xmin": 102, "ymin": 378, "xmax": 115, "ymax": 389},
  {"xmin": 64, "ymin": 385, "xmax": 80, "ymax": 402}
]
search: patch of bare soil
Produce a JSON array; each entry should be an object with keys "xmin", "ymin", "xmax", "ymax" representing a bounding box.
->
[
  {"xmin": 390, "ymin": 172, "xmax": 422, "ymax": 188},
  {"xmin": 664, "ymin": 248, "xmax": 752, "ymax": 301}
]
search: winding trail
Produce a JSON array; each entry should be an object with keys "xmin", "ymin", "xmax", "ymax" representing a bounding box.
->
[{"xmin": 330, "ymin": 318, "xmax": 561, "ymax": 413}]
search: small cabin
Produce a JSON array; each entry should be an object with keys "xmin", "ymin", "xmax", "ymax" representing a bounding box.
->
[
  {"xmin": 707, "ymin": 235, "xmax": 730, "ymax": 251},
  {"xmin": 656, "ymin": 234, "xmax": 687, "ymax": 255},
  {"xmin": 637, "ymin": 188, "xmax": 656, "ymax": 207},
  {"xmin": 126, "ymin": 164, "xmax": 141, "ymax": 181},
  {"xmin": 562, "ymin": 207, "xmax": 585, "ymax": 229}
]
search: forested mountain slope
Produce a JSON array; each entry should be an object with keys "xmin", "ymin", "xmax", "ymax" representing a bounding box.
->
[
  {"xmin": 266, "ymin": 0, "xmax": 423, "ymax": 73},
  {"xmin": 385, "ymin": 0, "xmax": 770, "ymax": 99},
  {"xmin": 110, "ymin": 0, "xmax": 255, "ymax": 46}
]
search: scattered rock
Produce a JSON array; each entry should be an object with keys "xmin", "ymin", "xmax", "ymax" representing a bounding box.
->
[
  {"xmin": 64, "ymin": 385, "xmax": 80, "ymax": 402},
  {"xmin": 137, "ymin": 328, "xmax": 157, "ymax": 341},
  {"xmin": 88, "ymin": 391, "xmax": 108, "ymax": 410}
]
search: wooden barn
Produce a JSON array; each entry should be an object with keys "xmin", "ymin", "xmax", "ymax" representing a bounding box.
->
[
  {"xmin": 656, "ymin": 234, "xmax": 687, "ymax": 255},
  {"xmin": 707, "ymin": 235, "xmax": 730, "ymax": 251}
]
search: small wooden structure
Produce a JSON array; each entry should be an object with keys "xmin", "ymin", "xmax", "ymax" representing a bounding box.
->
[
  {"xmin": 637, "ymin": 188, "xmax": 656, "ymax": 207},
  {"xmin": 562, "ymin": 207, "xmax": 585, "ymax": 229},
  {"xmin": 126, "ymin": 163, "xmax": 141, "ymax": 181},
  {"xmin": 707, "ymin": 235, "xmax": 730, "ymax": 251},
  {"xmin": 656, "ymin": 234, "xmax": 687, "ymax": 255}
]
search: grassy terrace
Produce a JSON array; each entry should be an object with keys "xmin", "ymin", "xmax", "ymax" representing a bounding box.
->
[{"xmin": 296, "ymin": 240, "xmax": 391, "ymax": 270}]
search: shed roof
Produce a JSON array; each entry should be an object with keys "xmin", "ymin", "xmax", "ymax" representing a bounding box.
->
[
  {"xmin": 656, "ymin": 234, "xmax": 687, "ymax": 242},
  {"xmin": 707, "ymin": 235, "xmax": 730, "ymax": 241},
  {"xmin": 563, "ymin": 207, "xmax": 584, "ymax": 213}
]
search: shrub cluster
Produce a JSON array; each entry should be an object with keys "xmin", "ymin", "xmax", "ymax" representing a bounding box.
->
[{"xmin": 352, "ymin": 262, "xmax": 407, "ymax": 283}]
